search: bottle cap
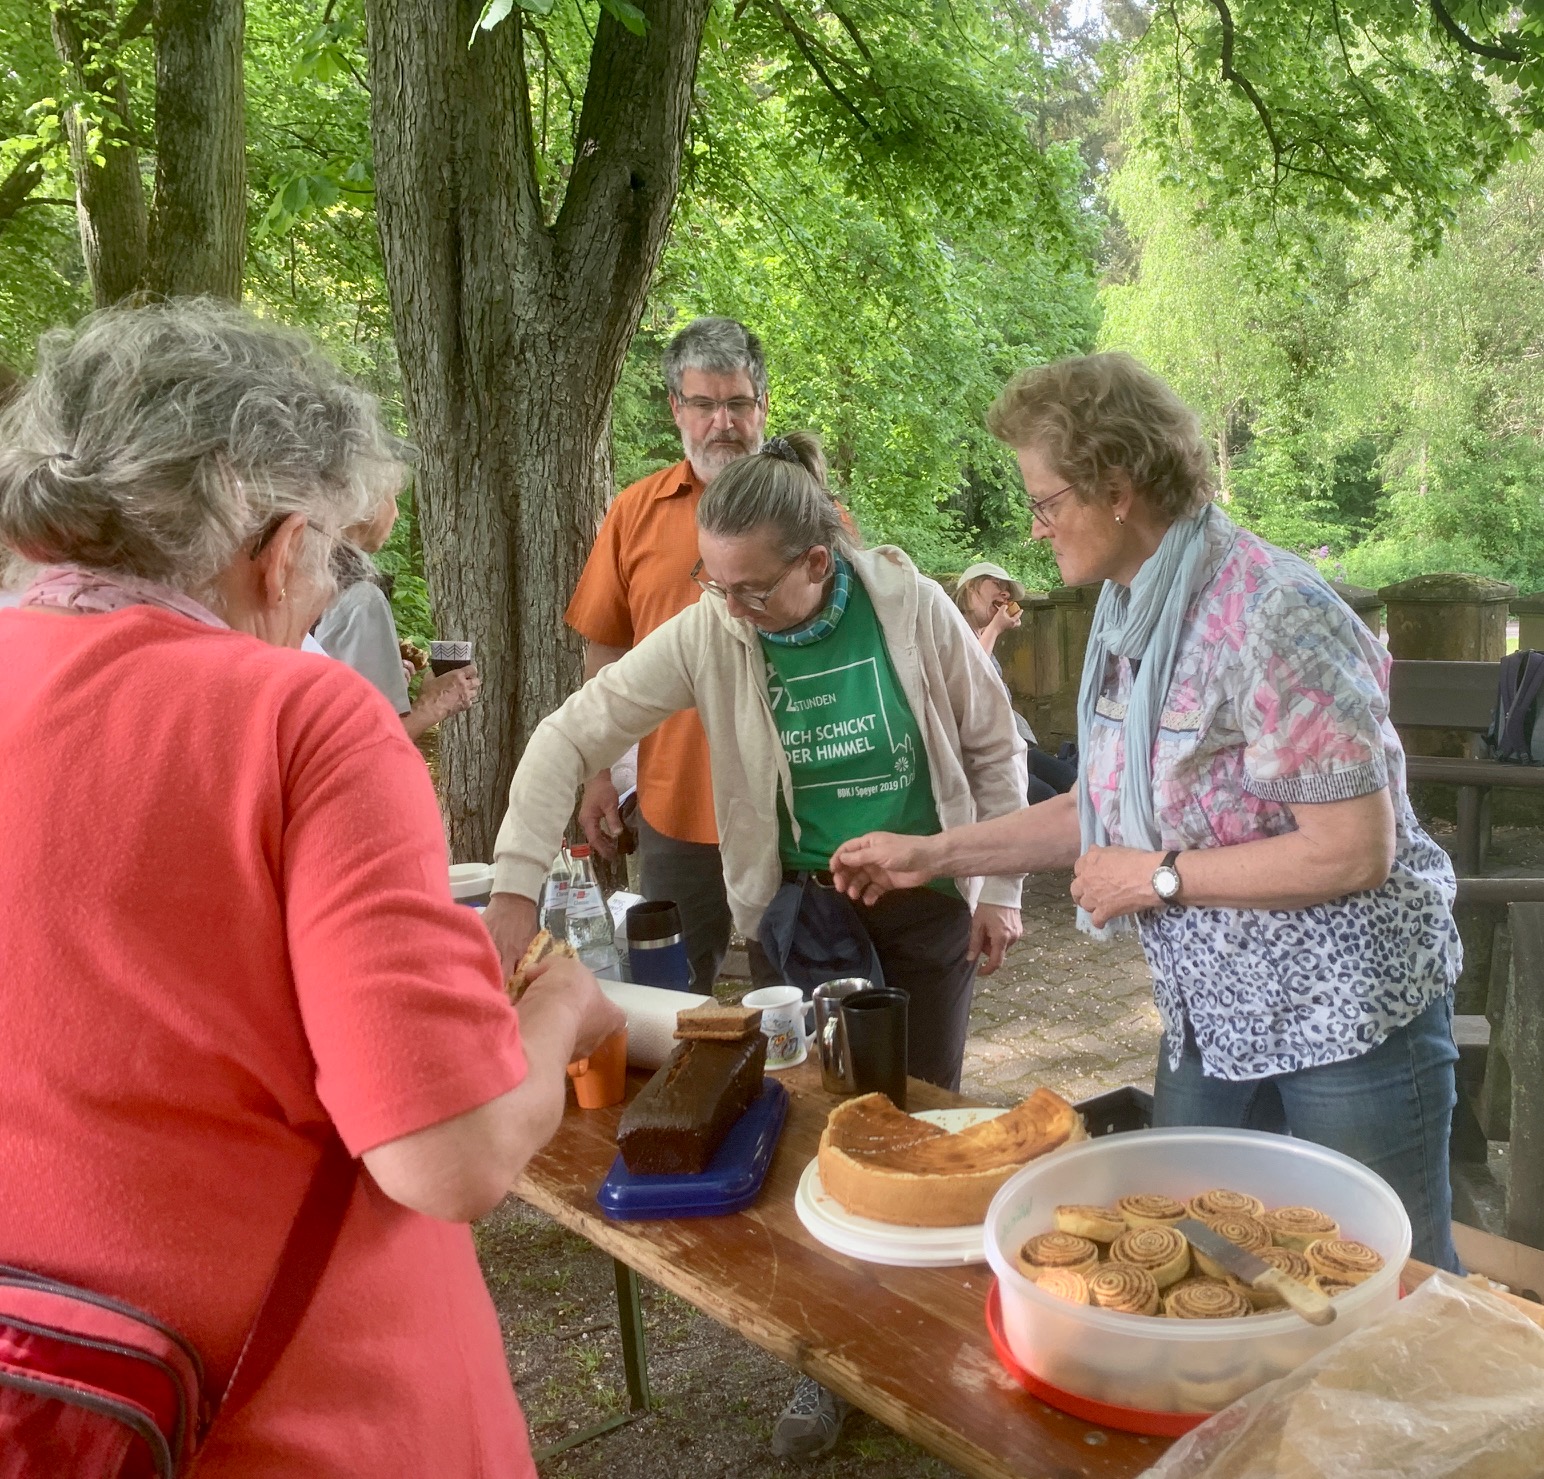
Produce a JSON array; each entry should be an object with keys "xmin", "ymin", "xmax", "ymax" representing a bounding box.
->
[{"xmin": 569, "ymin": 843, "xmax": 591, "ymax": 859}]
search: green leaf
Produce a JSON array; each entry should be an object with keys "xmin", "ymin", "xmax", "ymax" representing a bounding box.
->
[{"xmin": 599, "ymin": 0, "xmax": 647, "ymax": 36}]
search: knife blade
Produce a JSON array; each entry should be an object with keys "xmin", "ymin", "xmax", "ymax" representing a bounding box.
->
[{"xmin": 1174, "ymin": 1217, "xmax": 1336, "ymax": 1326}]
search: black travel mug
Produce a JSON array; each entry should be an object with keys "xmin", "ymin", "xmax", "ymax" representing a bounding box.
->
[{"xmin": 840, "ymin": 988, "xmax": 909, "ymax": 1110}]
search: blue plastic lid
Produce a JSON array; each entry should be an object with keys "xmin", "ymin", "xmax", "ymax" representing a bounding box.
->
[{"xmin": 596, "ymin": 1079, "xmax": 788, "ymax": 1220}]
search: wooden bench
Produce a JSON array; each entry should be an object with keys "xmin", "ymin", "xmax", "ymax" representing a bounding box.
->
[{"xmin": 1388, "ymin": 659, "xmax": 1544, "ymax": 873}]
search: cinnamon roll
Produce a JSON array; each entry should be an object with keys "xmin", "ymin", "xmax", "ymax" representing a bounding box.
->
[
  {"xmin": 1244, "ymin": 1246, "xmax": 1315, "ymax": 1310},
  {"xmin": 1016, "ymin": 1231, "xmax": 1099, "ymax": 1280},
  {"xmin": 1086, "ymin": 1261, "xmax": 1160, "ymax": 1316},
  {"xmin": 1035, "ymin": 1267, "xmax": 1090, "ymax": 1304},
  {"xmin": 1192, "ymin": 1212, "xmax": 1271, "ymax": 1279},
  {"xmin": 1109, "ymin": 1224, "xmax": 1190, "ymax": 1289},
  {"xmin": 1261, "ymin": 1205, "xmax": 1339, "ymax": 1252},
  {"xmin": 1316, "ymin": 1277, "xmax": 1357, "ymax": 1297},
  {"xmin": 1053, "ymin": 1203, "xmax": 1125, "ymax": 1242},
  {"xmin": 1115, "ymin": 1193, "xmax": 1186, "ymax": 1228},
  {"xmin": 1163, "ymin": 1277, "xmax": 1251, "ymax": 1320},
  {"xmin": 1305, "ymin": 1238, "xmax": 1384, "ymax": 1285},
  {"xmin": 1186, "ymin": 1187, "xmax": 1265, "ymax": 1221}
]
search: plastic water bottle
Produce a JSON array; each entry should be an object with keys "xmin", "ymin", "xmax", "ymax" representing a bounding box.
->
[
  {"xmin": 566, "ymin": 844, "xmax": 621, "ymax": 978},
  {"xmin": 538, "ymin": 840, "xmax": 571, "ymax": 942}
]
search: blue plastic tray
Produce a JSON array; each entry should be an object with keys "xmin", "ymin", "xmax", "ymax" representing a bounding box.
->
[{"xmin": 596, "ymin": 1078, "xmax": 788, "ymax": 1220}]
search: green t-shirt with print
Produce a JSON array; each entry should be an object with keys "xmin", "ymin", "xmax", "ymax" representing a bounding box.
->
[{"xmin": 760, "ymin": 572, "xmax": 951, "ymax": 889}]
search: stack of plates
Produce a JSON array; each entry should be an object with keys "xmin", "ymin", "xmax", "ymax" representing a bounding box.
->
[{"xmin": 794, "ymin": 1107, "xmax": 1006, "ymax": 1267}]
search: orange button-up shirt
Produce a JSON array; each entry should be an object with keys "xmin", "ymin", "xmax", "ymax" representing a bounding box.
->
[{"xmin": 564, "ymin": 459, "xmax": 718, "ymax": 845}]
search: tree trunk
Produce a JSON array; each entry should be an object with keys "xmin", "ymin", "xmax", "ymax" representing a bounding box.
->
[
  {"xmin": 50, "ymin": 1, "xmax": 149, "ymax": 305},
  {"xmin": 149, "ymin": 0, "xmax": 246, "ymax": 298},
  {"xmin": 365, "ymin": 0, "xmax": 711, "ymax": 860}
]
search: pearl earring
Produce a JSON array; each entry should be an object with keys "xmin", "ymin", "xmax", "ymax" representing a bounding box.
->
[{"xmin": 1115, "ymin": 515, "xmax": 1124, "ymax": 526}]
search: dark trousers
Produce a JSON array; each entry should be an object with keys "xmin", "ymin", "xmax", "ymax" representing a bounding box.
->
[
  {"xmin": 852, "ymin": 886, "xmax": 977, "ymax": 1092},
  {"xmin": 636, "ymin": 813, "xmax": 778, "ymax": 991}
]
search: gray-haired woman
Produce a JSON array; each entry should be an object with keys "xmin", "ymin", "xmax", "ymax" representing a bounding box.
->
[{"xmin": 0, "ymin": 299, "xmax": 620, "ymax": 1476}]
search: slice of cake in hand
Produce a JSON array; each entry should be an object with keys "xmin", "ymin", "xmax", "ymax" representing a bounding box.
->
[
  {"xmin": 506, "ymin": 929, "xmax": 577, "ymax": 1001},
  {"xmin": 616, "ymin": 1032, "xmax": 768, "ymax": 1175},
  {"xmin": 817, "ymin": 1087, "xmax": 1081, "ymax": 1227}
]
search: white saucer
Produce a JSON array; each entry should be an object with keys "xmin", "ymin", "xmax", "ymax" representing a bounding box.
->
[{"xmin": 794, "ymin": 1107, "xmax": 1006, "ymax": 1267}]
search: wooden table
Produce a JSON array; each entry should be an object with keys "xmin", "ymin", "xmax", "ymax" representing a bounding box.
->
[{"xmin": 515, "ymin": 1062, "xmax": 1174, "ymax": 1479}]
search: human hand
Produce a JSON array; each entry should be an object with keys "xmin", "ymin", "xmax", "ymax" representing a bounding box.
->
[
  {"xmin": 1070, "ymin": 846, "xmax": 1165, "ymax": 928},
  {"xmin": 521, "ymin": 955, "xmax": 628, "ymax": 1063},
  {"xmin": 578, "ymin": 771, "xmax": 624, "ymax": 861},
  {"xmin": 968, "ymin": 902, "xmax": 1022, "ymax": 975},
  {"xmin": 416, "ymin": 662, "xmax": 481, "ymax": 724},
  {"xmin": 985, "ymin": 599, "xmax": 1022, "ymax": 637},
  {"xmin": 483, "ymin": 891, "xmax": 540, "ymax": 977},
  {"xmin": 829, "ymin": 832, "xmax": 941, "ymax": 905}
]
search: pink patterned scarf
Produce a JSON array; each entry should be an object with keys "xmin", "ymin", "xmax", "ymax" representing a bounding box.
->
[{"xmin": 19, "ymin": 565, "xmax": 226, "ymax": 629}]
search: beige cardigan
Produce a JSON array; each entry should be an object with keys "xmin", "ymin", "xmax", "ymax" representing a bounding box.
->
[{"xmin": 492, "ymin": 545, "xmax": 1028, "ymax": 935}]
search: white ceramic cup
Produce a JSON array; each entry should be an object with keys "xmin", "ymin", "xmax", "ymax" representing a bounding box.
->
[{"xmin": 742, "ymin": 985, "xmax": 812, "ymax": 1069}]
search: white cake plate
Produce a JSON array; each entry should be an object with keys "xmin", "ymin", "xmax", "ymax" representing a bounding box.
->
[{"xmin": 794, "ymin": 1107, "xmax": 1006, "ymax": 1267}]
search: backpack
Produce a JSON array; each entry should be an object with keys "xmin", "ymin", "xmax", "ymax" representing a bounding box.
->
[
  {"xmin": 0, "ymin": 1135, "xmax": 355, "ymax": 1477},
  {"xmin": 1485, "ymin": 650, "xmax": 1544, "ymax": 764}
]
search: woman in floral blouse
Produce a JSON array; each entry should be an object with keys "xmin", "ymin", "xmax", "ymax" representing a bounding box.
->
[{"xmin": 833, "ymin": 352, "xmax": 1463, "ymax": 1270}]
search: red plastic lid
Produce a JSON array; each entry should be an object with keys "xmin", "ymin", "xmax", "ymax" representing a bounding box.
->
[
  {"xmin": 984, "ymin": 1280, "xmax": 1207, "ymax": 1439},
  {"xmin": 569, "ymin": 844, "xmax": 591, "ymax": 858}
]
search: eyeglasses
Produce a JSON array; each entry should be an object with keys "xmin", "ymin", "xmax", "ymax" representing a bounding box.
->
[
  {"xmin": 691, "ymin": 550, "xmax": 813, "ymax": 613},
  {"xmin": 1027, "ymin": 484, "xmax": 1076, "ymax": 527},
  {"xmin": 676, "ymin": 395, "xmax": 762, "ymax": 419}
]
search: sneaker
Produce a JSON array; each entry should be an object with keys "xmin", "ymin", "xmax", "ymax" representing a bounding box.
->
[{"xmin": 771, "ymin": 1375, "xmax": 849, "ymax": 1459}]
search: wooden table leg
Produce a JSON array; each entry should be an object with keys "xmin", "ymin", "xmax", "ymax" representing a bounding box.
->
[{"xmin": 530, "ymin": 1258, "xmax": 653, "ymax": 1460}]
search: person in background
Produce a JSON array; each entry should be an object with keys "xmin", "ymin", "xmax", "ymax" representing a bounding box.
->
[
  {"xmin": 833, "ymin": 352, "xmax": 1464, "ymax": 1273},
  {"xmin": 487, "ymin": 431, "xmax": 1027, "ymax": 1461},
  {"xmin": 954, "ymin": 560, "xmax": 1076, "ymax": 801},
  {"xmin": 484, "ymin": 316, "xmax": 779, "ymax": 991},
  {"xmin": 314, "ymin": 494, "xmax": 480, "ymax": 740},
  {"xmin": 0, "ymin": 299, "xmax": 623, "ymax": 1476}
]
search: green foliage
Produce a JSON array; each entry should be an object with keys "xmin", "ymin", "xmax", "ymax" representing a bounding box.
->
[
  {"xmin": 608, "ymin": 0, "xmax": 1102, "ymax": 577},
  {"xmin": 1120, "ymin": 0, "xmax": 1533, "ymax": 249}
]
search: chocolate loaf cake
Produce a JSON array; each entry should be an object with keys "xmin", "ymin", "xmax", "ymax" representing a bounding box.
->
[{"xmin": 617, "ymin": 1032, "xmax": 767, "ymax": 1175}]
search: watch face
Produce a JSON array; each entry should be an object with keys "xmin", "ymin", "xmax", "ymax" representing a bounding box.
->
[{"xmin": 1153, "ymin": 866, "xmax": 1179, "ymax": 901}]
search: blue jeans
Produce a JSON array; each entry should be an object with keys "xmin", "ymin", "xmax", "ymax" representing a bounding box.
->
[{"xmin": 1153, "ymin": 994, "xmax": 1462, "ymax": 1271}]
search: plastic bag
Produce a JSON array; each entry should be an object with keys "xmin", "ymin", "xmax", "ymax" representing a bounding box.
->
[{"xmin": 1140, "ymin": 1274, "xmax": 1544, "ymax": 1479}]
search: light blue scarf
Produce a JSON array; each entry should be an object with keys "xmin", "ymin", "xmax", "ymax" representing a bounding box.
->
[{"xmin": 1075, "ymin": 504, "xmax": 1216, "ymax": 938}]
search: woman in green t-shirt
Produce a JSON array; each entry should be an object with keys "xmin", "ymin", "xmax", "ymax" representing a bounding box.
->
[{"xmin": 491, "ymin": 432, "xmax": 1029, "ymax": 1090}]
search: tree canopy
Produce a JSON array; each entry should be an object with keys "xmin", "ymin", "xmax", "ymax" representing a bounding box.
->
[{"xmin": 8, "ymin": 1, "xmax": 1544, "ymax": 838}]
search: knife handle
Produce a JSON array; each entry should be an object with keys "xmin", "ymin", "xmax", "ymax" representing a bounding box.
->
[{"xmin": 1255, "ymin": 1268, "xmax": 1336, "ymax": 1326}]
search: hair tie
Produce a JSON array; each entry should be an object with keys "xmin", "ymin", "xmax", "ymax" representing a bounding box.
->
[{"xmin": 760, "ymin": 436, "xmax": 800, "ymax": 465}]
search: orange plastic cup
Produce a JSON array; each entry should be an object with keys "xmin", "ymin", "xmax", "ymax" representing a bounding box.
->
[{"xmin": 566, "ymin": 1026, "xmax": 628, "ymax": 1109}]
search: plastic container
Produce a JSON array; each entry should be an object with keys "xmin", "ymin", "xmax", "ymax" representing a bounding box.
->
[
  {"xmin": 448, "ymin": 862, "xmax": 494, "ymax": 907},
  {"xmin": 984, "ymin": 1127, "xmax": 1411, "ymax": 1415},
  {"xmin": 596, "ymin": 1079, "xmax": 788, "ymax": 1220}
]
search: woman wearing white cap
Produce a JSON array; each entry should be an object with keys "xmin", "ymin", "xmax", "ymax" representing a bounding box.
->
[{"xmin": 955, "ymin": 560, "xmax": 1026, "ymax": 667}]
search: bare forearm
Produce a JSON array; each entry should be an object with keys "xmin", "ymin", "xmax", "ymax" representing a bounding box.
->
[
  {"xmin": 584, "ymin": 641, "xmax": 627, "ymax": 681},
  {"xmin": 935, "ymin": 791, "xmax": 1081, "ymax": 878},
  {"xmin": 400, "ymin": 705, "xmax": 436, "ymax": 742},
  {"xmin": 1174, "ymin": 828, "xmax": 1391, "ymax": 910}
]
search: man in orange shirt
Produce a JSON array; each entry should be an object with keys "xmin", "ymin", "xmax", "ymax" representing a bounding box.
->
[{"xmin": 486, "ymin": 318, "xmax": 776, "ymax": 991}]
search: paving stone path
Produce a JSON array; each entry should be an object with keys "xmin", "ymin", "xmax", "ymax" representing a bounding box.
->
[{"xmin": 960, "ymin": 868, "xmax": 1162, "ymax": 1106}]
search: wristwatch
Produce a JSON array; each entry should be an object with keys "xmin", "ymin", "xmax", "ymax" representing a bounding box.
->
[{"xmin": 1151, "ymin": 850, "xmax": 1182, "ymax": 903}]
